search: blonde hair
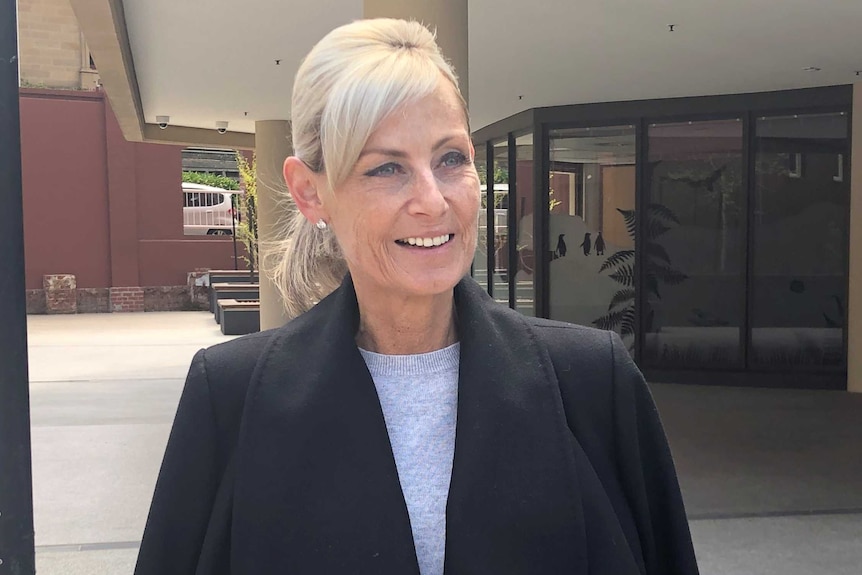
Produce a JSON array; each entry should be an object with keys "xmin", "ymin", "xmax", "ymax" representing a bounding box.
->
[{"xmin": 269, "ymin": 18, "xmax": 466, "ymax": 318}]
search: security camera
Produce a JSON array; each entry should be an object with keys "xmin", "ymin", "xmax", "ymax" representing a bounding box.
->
[
  {"xmin": 156, "ymin": 115, "xmax": 169, "ymax": 130},
  {"xmin": 215, "ymin": 121, "xmax": 229, "ymax": 135}
]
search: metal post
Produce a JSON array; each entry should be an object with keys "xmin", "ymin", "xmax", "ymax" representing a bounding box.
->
[
  {"xmin": 231, "ymin": 193, "xmax": 238, "ymax": 270},
  {"xmin": 0, "ymin": 0, "xmax": 36, "ymax": 573}
]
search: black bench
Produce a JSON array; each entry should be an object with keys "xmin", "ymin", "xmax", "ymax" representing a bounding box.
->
[
  {"xmin": 208, "ymin": 269, "xmax": 259, "ymax": 284},
  {"xmin": 218, "ymin": 299, "xmax": 261, "ymax": 335},
  {"xmin": 211, "ymin": 283, "xmax": 260, "ymax": 321}
]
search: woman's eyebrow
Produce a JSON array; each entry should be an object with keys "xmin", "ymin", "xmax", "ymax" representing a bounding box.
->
[{"xmin": 358, "ymin": 134, "xmax": 466, "ymax": 160}]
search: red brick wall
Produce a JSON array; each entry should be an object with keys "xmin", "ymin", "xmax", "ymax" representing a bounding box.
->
[{"xmin": 110, "ymin": 286, "xmax": 144, "ymax": 312}]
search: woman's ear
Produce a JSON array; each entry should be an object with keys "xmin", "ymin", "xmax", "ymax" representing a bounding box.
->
[{"xmin": 283, "ymin": 156, "xmax": 328, "ymax": 223}]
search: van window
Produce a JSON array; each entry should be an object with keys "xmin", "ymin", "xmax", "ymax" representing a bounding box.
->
[{"xmin": 183, "ymin": 192, "xmax": 225, "ymax": 208}]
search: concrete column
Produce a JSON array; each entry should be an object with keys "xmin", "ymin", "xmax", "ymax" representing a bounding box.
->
[
  {"xmin": 255, "ymin": 120, "xmax": 292, "ymax": 330},
  {"xmin": 364, "ymin": 0, "xmax": 469, "ymax": 104},
  {"xmin": 848, "ymin": 85, "xmax": 862, "ymax": 393}
]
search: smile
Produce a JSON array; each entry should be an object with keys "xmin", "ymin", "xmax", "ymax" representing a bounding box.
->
[{"xmin": 395, "ymin": 234, "xmax": 452, "ymax": 248}]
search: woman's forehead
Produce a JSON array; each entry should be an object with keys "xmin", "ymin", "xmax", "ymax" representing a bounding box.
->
[{"xmin": 363, "ymin": 84, "xmax": 469, "ymax": 147}]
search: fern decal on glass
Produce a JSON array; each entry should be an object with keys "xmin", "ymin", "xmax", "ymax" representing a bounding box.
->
[{"xmin": 593, "ymin": 204, "xmax": 688, "ymax": 338}]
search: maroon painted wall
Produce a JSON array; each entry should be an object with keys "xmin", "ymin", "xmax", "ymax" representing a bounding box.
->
[
  {"xmin": 20, "ymin": 90, "xmax": 111, "ymax": 289},
  {"xmin": 20, "ymin": 88, "xmax": 240, "ymax": 291}
]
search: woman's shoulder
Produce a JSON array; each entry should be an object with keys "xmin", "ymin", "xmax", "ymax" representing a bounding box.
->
[
  {"xmin": 192, "ymin": 328, "xmax": 280, "ymax": 415},
  {"xmin": 200, "ymin": 328, "xmax": 278, "ymax": 377},
  {"xmin": 519, "ymin": 316, "xmax": 634, "ymax": 382},
  {"xmin": 524, "ymin": 316, "xmax": 618, "ymax": 353},
  {"xmin": 525, "ymin": 316, "xmax": 611, "ymax": 337}
]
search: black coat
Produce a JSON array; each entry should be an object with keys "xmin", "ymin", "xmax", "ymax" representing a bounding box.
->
[{"xmin": 135, "ymin": 276, "xmax": 699, "ymax": 575}]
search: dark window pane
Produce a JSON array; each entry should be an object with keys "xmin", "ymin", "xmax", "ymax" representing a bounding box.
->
[
  {"xmin": 548, "ymin": 125, "xmax": 636, "ymax": 351},
  {"xmin": 751, "ymin": 113, "xmax": 848, "ymax": 368},
  {"xmin": 643, "ymin": 119, "xmax": 745, "ymax": 368}
]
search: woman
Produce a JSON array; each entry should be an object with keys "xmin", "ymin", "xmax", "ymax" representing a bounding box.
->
[{"xmin": 135, "ymin": 18, "xmax": 699, "ymax": 575}]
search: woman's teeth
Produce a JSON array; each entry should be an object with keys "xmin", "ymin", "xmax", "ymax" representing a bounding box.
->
[{"xmin": 398, "ymin": 234, "xmax": 451, "ymax": 247}]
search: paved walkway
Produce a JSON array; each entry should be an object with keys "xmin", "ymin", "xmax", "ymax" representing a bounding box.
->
[{"xmin": 26, "ymin": 312, "xmax": 862, "ymax": 574}]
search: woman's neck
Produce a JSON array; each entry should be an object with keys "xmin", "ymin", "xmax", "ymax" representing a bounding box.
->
[{"xmin": 354, "ymin": 288, "xmax": 458, "ymax": 355}]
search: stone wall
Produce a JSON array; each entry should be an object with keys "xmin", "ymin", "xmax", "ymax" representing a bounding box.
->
[
  {"xmin": 143, "ymin": 286, "xmax": 207, "ymax": 312},
  {"xmin": 17, "ymin": 0, "xmax": 98, "ymax": 90},
  {"xmin": 77, "ymin": 288, "xmax": 110, "ymax": 313},
  {"xmin": 43, "ymin": 274, "xmax": 76, "ymax": 314},
  {"xmin": 26, "ymin": 271, "xmax": 215, "ymax": 314},
  {"xmin": 26, "ymin": 290, "xmax": 46, "ymax": 314}
]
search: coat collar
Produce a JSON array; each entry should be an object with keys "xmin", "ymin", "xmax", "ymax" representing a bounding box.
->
[{"xmin": 230, "ymin": 276, "xmax": 591, "ymax": 574}]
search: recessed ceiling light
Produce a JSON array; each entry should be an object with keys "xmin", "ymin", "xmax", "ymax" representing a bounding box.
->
[{"xmin": 803, "ymin": 66, "xmax": 821, "ymax": 72}]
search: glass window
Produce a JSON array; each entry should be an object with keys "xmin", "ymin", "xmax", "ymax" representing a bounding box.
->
[
  {"xmin": 643, "ymin": 119, "xmax": 745, "ymax": 368},
  {"xmin": 751, "ymin": 113, "xmax": 849, "ymax": 369},
  {"xmin": 548, "ymin": 125, "xmax": 637, "ymax": 349},
  {"xmin": 491, "ymin": 139, "xmax": 510, "ymax": 306},
  {"xmin": 473, "ymin": 143, "xmax": 489, "ymax": 294},
  {"xmin": 513, "ymin": 132, "xmax": 535, "ymax": 316}
]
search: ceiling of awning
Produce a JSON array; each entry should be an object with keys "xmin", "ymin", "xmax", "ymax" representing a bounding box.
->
[{"xmin": 71, "ymin": 0, "xmax": 862, "ymax": 146}]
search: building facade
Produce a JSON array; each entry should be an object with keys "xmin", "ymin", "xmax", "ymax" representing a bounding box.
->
[
  {"xmin": 17, "ymin": 0, "xmax": 240, "ymax": 313},
  {"xmin": 473, "ymin": 86, "xmax": 852, "ymax": 389}
]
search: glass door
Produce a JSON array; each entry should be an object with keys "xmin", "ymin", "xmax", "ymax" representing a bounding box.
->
[
  {"xmin": 750, "ymin": 113, "xmax": 849, "ymax": 370},
  {"xmin": 491, "ymin": 138, "xmax": 510, "ymax": 306},
  {"xmin": 642, "ymin": 119, "xmax": 745, "ymax": 368},
  {"xmin": 547, "ymin": 125, "xmax": 637, "ymax": 350},
  {"xmin": 473, "ymin": 143, "xmax": 489, "ymax": 294}
]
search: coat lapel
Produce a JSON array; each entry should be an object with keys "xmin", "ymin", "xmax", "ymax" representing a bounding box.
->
[
  {"xmin": 444, "ymin": 279, "xmax": 589, "ymax": 573},
  {"xmin": 231, "ymin": 277, "xmax": 420, "ymax": 574}
]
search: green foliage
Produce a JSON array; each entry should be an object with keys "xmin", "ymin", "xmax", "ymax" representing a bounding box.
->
[
  {"xmin": 477, "ymin": 164, "xmax": 509, "ymax": 186},
  {"xmin": 233, "ymin": 153, "xmax": 258, "ymax": 274},
  {"xmin": 182, "ymin": 171, "xmax": 240, "ymax": 190}
]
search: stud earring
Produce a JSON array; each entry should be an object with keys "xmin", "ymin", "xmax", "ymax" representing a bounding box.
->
[{"xmin": 315, "ymin": 219, "xmax": 327, "ymax": 230}]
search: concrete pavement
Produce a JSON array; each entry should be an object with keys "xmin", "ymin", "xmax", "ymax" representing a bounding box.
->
[
  {"xmin": 26, "ymin": 311, "xmax": 862, "ymax": 574},
  {"xmin": 28, "ymin": 312, "xmax": 235, "ymax": 574}
]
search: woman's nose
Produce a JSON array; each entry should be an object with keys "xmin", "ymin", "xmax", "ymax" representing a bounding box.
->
[{"xmin": 408, "ymin": 169, "xmax": 448, "ymax": 217}]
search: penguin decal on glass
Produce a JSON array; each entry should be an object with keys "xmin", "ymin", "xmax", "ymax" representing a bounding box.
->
[
  {"xmin": 594, "ymin": 231, "xmax": 606, "ymax": 256},
  {"xmin": 580, "ymin": 232, "xmax": 592, "ymax": 256},
  {"xmin": 555, "ymin": 233, "xmax": 567, "ymax": 258}
]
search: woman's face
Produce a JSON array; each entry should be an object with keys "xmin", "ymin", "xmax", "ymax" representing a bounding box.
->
[{"xmin": 321, "ymin": 81, "xmax": 480, "ymax": 301}]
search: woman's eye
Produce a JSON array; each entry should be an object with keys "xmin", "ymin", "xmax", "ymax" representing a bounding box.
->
[
  {"xmin": 365, "ymin": 163, "xmax": 401, "ymax": 177},
  {"xmin": 441, "ymin": 151, "xmax": 468, "ymax": 168}
]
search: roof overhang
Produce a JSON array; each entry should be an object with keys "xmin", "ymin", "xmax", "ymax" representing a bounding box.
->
[{"xmin": 71, "ymin": 0, "xmax": 862, "ymax": 148}]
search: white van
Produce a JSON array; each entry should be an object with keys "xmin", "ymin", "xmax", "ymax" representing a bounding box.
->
[{"xmin": 182, "ymin": 182, "xmax": 241, "ymax": 235}]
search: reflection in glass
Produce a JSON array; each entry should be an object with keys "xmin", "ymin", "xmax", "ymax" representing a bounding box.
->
[
  {"xmin": 751, "ymin": 113, "xmax": 848, "ymax": 368},
  {"xmin": 513, "ymin": 133, "xmax": 535, "ymax": 315},
  {"xmin": 491, "ymin": 139, "xmax": 510, "ymax": 306},
  {"xmin": 473, "ymin": 145, "xmax": 488, "ymax": 294},
  {"xmin": 642, "ymin": 119, "xmax": 745, "ymax": 367},
  {"xmin": 548, "ymin": 126, "xmax": 636, "ymax": 349}
]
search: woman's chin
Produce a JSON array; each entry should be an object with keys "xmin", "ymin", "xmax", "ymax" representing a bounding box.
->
[{"xmin": 383, "ymin": 266, "xmax": 467, "ymax": 299}]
